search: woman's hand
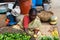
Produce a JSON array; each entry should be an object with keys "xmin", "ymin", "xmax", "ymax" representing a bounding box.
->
[
  {"xmin": 12, "ymin": 25, "xmax": 20, "ymax": 30},
  {"xmin": 12, "ymin": 24, "xmax": 22, "ymax": 30}
]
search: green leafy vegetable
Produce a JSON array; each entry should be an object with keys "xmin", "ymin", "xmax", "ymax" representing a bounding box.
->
[{"xmin": 0, "ymin": 32, "xmax": 31, "ymax": 40}]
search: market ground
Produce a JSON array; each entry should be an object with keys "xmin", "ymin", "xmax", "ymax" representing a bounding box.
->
[
  {"xmin": 50, "ymin": 0, "xmax": 60, "ymax": 37},
  {"xmin": 51, "ymin": 7, "xmax": 60, "ymax": 37}
]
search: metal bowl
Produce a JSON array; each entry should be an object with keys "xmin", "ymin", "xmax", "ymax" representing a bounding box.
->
[{"xmin": 0, "ymin": 3, "xmax": 8, "ymax": 13}]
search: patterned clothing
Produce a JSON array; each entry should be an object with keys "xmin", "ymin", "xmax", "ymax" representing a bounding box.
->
[{"xmin": 17, "ymin": 15, "xmax": 42, "ymax": 31}]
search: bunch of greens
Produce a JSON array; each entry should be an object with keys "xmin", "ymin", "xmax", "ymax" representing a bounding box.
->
[
  {"xmin": 40, "ymin": 35, "xmax": 59, "ymax": 40},
  {"xmin": 0, "ymin": 32, "xmax": 31, "ymax": 40}
]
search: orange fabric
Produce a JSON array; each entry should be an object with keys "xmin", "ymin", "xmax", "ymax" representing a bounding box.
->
[
  {"xmin": 19, "ymin": 0, "xmax": 32, "ymax": 15},
  {"xmin": 5, "ymin": 19, "xmax": 10, "ymax": 25}
]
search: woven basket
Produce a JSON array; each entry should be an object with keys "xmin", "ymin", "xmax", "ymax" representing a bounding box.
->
[{"xmin": 38, "ymin": 11, "xmax": 54, "ymax": 22}]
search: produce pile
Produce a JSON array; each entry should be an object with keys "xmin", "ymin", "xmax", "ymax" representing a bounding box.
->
[
  {"xmin": 38, "ymin": 27, "xmax": 59, "ymax": 40},
  {"xmin": 0, "ymin": 32, "xmax": 31, "ymax": 40},
  {"xmin": 39, "ymin": 35, "xmax": 59, "ymax": 40},
  {"xmin": 37, "ymin": 31, "xmax": 59, "ymax": 40}
]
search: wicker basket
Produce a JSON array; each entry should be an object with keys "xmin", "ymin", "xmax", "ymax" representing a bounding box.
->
[{"xmin": 38, "ymin": 11, "xmax": 54, "ymax": 22}]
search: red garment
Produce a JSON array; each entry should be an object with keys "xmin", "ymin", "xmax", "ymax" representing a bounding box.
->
[
  {"xmin": 19, "ymin": 0, "xmax": 31, "ymax": 15},
  {"xmin": 23, "ymin": 16, "xmax": 29, "ymax": 29}
]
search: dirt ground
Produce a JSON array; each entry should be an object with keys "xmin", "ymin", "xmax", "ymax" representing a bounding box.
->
[
  {"xmin": 0, "ymin": 23, "xmax": 58, "ymax": 35},
  {"xmin": 50, "ymin": 0, "xmax": 60, "ymax": 37}
]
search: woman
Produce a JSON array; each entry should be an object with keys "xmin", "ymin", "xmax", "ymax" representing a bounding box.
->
[{"xmin": 12, "ymin": 8, "xmax": 41, "ymax": 35}]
